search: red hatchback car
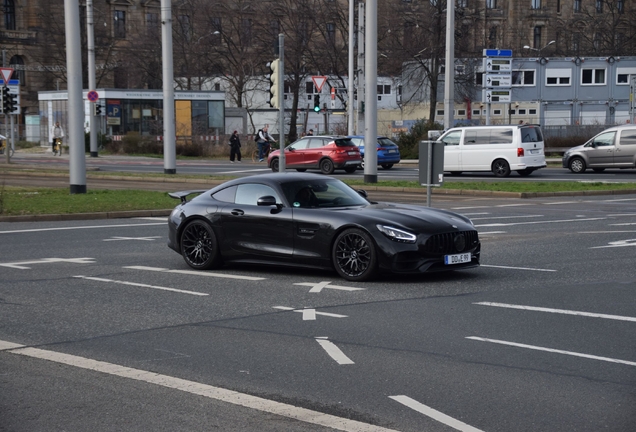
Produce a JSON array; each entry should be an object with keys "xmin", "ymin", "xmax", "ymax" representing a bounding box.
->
[{"xmin": 268, "ymin": 135, "xmax": 362, "ymax": 174}]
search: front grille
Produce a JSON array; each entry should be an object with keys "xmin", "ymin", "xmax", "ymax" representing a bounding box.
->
[{"xmin": 422, "ymin": 230, "xmax": 479, "ymax": 255}]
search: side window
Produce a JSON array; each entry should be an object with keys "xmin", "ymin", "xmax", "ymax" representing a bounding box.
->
[
  {"xmin": 289, "ymin": 139, "xmax": 309, "ymax": 150},
  {"xmin": 212, "ymin": 185, "xmax": 237, "ymax": 203},
  {"xmin": 441, "ymin": 130, "xmax": 462, "ymax": 145},
  {"xmin": 619, "ymin": 130, "xmax": 636, "ymax": 146},
  {"xmin": 308, "ymin": 138, "xmax": 326, "ymax": 149},
  {"xmin": 490, "ymin": 128, "xmax": 513, "ymax": 144},
  {"xmin": 235, "ymin": 184, "xmax": 281, "ymax": 205},
  {"xmin": 593, "ymin": 132, "xmax": 616, "ymax": 147},
  {"xmin": 474, "ymin": 130, "xmax": 493, "ymax": 145},
  {"xmin": 349, "ymin": 138, "xmax": 363, "ymax": 147}
]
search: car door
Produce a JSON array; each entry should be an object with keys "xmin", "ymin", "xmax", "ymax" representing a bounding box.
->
[
  {"xmin": 284, "ymin": 138, "xmax": 310, "ymax": 168},
  {"xmin": 614, "ymin": 128, "xmax": 636, "ymax": 167},
  {"xmin": 303, "ymin": 138, "xmax": 329, "ymax": 168},
  {"xmin": 586, "ymin": 131, "xmax": 616, "ymax": 167},
  {"xmin": 218, "ymin": 183, "xmax": 294, "ymax": 261},
  {"xmin": 441, "ymin": 130, "xmax": 462, "ymax": 171}
]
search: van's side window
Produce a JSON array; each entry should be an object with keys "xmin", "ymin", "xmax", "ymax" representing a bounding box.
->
[
  {"xmin": 442, "ymin": 131, "xmax": 462, "ymax": 146},
  {"xmin": 620, "ymin": 130, "xmax": 636, "ymax": 146},
  {"xmin": 465, "ymin": 128, "xmax": 512, "ymax": 145},
  {"xmin": 593, "ymin": 132, "xmax": 616, "ymax": 147}
]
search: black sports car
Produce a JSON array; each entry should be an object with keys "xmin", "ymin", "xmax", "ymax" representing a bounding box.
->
[{"xmin": 167, "ymin": 173, "xmax": 480, "ymax": 281}]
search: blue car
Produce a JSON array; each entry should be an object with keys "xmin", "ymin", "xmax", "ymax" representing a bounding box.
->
[{"xmin": 347, "ymin": 136, "xmax": 401, "ymax": 169}]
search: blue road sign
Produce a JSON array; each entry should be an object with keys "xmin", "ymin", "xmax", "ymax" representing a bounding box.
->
[{"xmin": 483, "ymin": 49, "xmax": 513, "ymax": 57}]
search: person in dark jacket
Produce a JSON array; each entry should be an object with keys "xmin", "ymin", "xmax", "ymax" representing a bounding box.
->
[{"xmin": 229, "ymin": 130, "xmax": 242, "ymax": 163}]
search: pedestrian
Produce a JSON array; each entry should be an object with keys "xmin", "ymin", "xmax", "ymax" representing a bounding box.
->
[
  {"xmin": 257, "ymin": 125, "xmax": 275, "ymax": 162},
  {"xmin": 51, "ymin": 121, "xmax": 64, "ymax": 156},
  {"xmin": 307, "ymin": 129, "xmax": 314, "ymax": 136},
  {"xmin": 229, "ymin": 130, "xmax": 242, "ymax": 163}
]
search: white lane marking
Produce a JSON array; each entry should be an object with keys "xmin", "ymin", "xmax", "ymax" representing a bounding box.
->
[
  {"xmin": 474, "ymin": 302, "xmax": 636, "ymax": 322},
  {"xmin": 302, "ymin": 308, "xmax": 316, "ymax": 321},
  {"xmin": 608, "ymin": 213, "xmax": 636, "ymax": 217},
  {"xmin": 273, "ymin": 306, "xmax": 348, "ymax": 319},
  {"xmin": 103, "ymin": 236, "xmax": 161, "ymax": 241},
  {"xmin": 466, "ymin": 337, "xmax": 636, "ymax": 367},
  {"xmin": 590, "ymin": 239, "xmax": 636, "ymax": 249},
  {"xmin": 478, "ymin": 231, "xmax": 507, "ymax": 235},
  {"xmin": 475, "ymin": 217, "xmax": 605, "ymax": 227},
  {"xmin": 125, "ymin": 266, "xmax": 265, "ymax": 281},
  {"xmin": 1, "ymin": 341, "xmax": 395, "ymax": 432},
  {"xmin": 315, "ymin": 337, "xmax": 355, "ymax": 365},
  {"xmin": 0, "ymin": 341, "xmax": 25, "ymax": 351},
  {"xmin": 469, "ymin": 215, "xmax": 543, "ymax": 221},
  {"xmin": 451, "ymin": 206, "xmax": 493, "ymax": 210},
  {"xmin": 579, "ymin": 231, "xmax": 636, "ymax": 234},
  {"xmin": 496, "ymin": 204, "xmax": 530, "ymax": 207},
  {"xmin": 481, "ymin": 264, "xmax": 557, "ymax": 272},
  {"xmin": 294, "ymin": 281, "xmax": 365, "ymax": 293},
  {"xmin": 0, "ymin": 222, "xmax": 165, "ymax": 235},
  {"xmin": 459, "ymin": 212, "xmax": 490, "ymax": 216},
  {"xmin": 74, "ymin": 275, "xmax": 209, "ymax": 296},
  {"xmin": 610, "ymin": 223, "xmax": 636, "ymax": 226},
  {"xmin": 134, "ymin": 217, "xmax": 167, "ymax": 221},
  {"xmin": 543, "ymin": 201, "xmax": 579, "ymax": 205},
  {"xmin": 217, "ymin": 168, "xmax": 271, "ymax": 174},
  {"xmin": 389, "ymin": 395, "xmax": 484, "ymax": 432},
  {"xmin": 0, "ymin": 257, "xmax": 95, "ymax": 270},
  {"xmin": 595, "ymin": 198, "xmax": 636, "ymax": 202}
]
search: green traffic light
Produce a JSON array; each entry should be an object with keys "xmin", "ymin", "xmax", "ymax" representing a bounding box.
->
[{"xmin": 313, "ymin": 105, "xmax": 321, "ymax": 112}]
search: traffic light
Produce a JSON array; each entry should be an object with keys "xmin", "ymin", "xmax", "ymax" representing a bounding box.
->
[
  {"xmin": 2, "ymin": 87, "xmax": 16, "ymax": 113},
  {"xmin": 93, "ymin": 103, "xmax": 102, "ymax": 116},
  {"xmin": 313, "ymin": 95, "xmax": 321, "ymax": 112},
  {"xmin": 0, "ymin": 87, "xmax": 4, "ymax": 114},
  {"xmin": 269, "ymin": 59, "xmax": 280, "ymax": 108}
]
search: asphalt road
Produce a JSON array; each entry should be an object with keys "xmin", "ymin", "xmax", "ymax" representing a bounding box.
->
[{"xmin": 1, "ymin": 192, "xmax": 635, "ymax": 431}]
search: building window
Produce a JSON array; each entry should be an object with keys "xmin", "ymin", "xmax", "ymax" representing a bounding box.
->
[
  {"xmin": 377, "ymin": 85, "xmax": 391, "ymax": 95},
  {"xmin": 493, "ymin": 109, "xmax": 502, "ymax": 115},
  {"xmin": 512, "ymin": 70, "xmax": 535, "ymax": 86},
  {"xmin": 533, "ymin": 26, "xmax": 542, "ymax": 48},
  {"xmin": 306, "ymin": 81, "xmax": 315, "ymax": 94},
  {"xmin": 178, "ymin": 15, "xmax": 191, "ymax": 41},
  {"xmin": 531, "ymin": 0, "xmax": 541, "ymax": 9},
  {"xmin": 472, "ymin": 109, "xmax": 481, "ymax": 115},
  {"xmin": 476, "ymin": 72, "xmax": 483, "ymax": 86},
  {"xmin": 114, "ymin": 10, "xmax": 126, "ymax": 39},
  {"xmin": 574, "ymin": 0, "xmax": 581, "ymax": 12},
  {"xmin": 518, "ymin": 109, "xmax": 527, "ymax": 114},
  {"xmin": 4, "ymin": 0, "xmax": 15, "ymax": 30},
  {"xmin": 210, "ymin": 17, "xmax": 221, "ymax": 44},
  {"xmin": 557, "ymin": 0, "xmax": 561, "ymax": 12},
  {"xmin": 617, "ymin": 0, "xmax": 624, "ymax": 13},
  {"xmin": 457, "ymin": 109, "xmax": 466, "ymax": 116},
  {"xmin": 146, "ymin": 12, "xmax": 159, "ymax": 34},
  {"xmin": 546, "ymin": 69, "xmax": 571, "ymax": 86},
  {"xmin": 458, "ymin": 0, "xmax": 467, "ymax": 7},
  {"xmin": 241, "ymin": 19, "xmax": 252, "ymax": 46},
  {"xmin": 581, "ymin": 68, "xmax": 606, "ymax": 85},
  {"xmin": 488, "ymin": 26, "xmax": 497, "ymax": 49},
  {"xmin": 436, "ymin": 109, "xmax": 444, "ymax": 116},
  {"xmin": 326, "ymin": 23, "xmax": 336, "ymax": 45},
  {"xmin": 596, "ymin": 0, "xmax": 603, "ymax": 12},
  {"xmin": 9, "ymin": 55, "xmax": 24, "ymax": 85},
  {"xmin": 486, "ymin": 0, "xmax": 496, "ymax": 9},
  {"xmin": 617, "ymin": 74, "xmax": 628, "ymax": 84}
]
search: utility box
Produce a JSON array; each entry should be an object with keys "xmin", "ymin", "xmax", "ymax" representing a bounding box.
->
[{"xmin": 419, "ymin": 140, "xmax": 444, "ymax": 186}]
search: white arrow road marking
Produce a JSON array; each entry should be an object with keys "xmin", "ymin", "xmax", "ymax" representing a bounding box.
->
[
  {"xmin": 590, "ymin": 239, "xmax": 636, "ymax": 249},
  {"xmin": 466, "ymin": 337, "xmax": 636, "ymax": 367},
  {"xmin": 103, "ymin": 236, "xmax": 161, "ymax": 241},
  {"xmin": 273, "ymin": 306, "xmax": 348, "ymax": 320},
  {"xmin": 389, "ymin": 396, "xmax": 484, "ymax": 432},
  {"xmin": 74, "ymin": 276, "xmax": 209, "ymax": 296},
  {"xmin": 0, "ymin": 339, "xmax": 398, "ymax": 432},
  {"xmin": 481, "ymin": 264, "xmax": 557, "ymax": 272},
  {"xmin": 294, "ymin": 281, "xmax": 365, "ymax": 293},
  {"xmin": 474, "ymin": 302, "xmax": 636, "ymax": 322},
  {"xmin": 315, "ymin": 337, "xmax": 354, "ymax": 365},
  {"xmin": 0, "ymin": 257, "xmax": 95, "ymax": 270},
  {"xmin": 125, "ymin": 266, "xmax": 265, "ymax": 281}
]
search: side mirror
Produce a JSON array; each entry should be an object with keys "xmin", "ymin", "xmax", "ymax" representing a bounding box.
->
[
  {"xmin": 357, "ymin": 189, "xmax": 368, "ymax": 198},
  {"xmin": 257, "ymin": 196, "xmax": 278, "ymax": 207}
]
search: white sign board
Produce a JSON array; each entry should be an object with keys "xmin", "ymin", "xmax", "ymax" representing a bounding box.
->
[
  {"xmin": 483, "ymin": 89, "xmax": 512, "ymax": 103},
  {"xmin": 484, "ymin": 74, "xmax": 512, "ymax": 88},
  {"xmin": 484, "ymin": 58, "xmax": 512, "ymax": 73}
]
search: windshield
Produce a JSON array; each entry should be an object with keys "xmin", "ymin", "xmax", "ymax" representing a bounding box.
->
[
  {"xmin": 520, "ymin": 126, "xmax": 544, "ymax": 143},
  {"xmin": 378, "ymin": 137, "xmax": 398, "ymax": 147},
  {"xmin": 281, "ymin": 179, "xmax": 369, "ymax": 208}
]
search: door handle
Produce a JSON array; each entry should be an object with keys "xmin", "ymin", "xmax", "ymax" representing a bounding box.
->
[{"xmin": 231, "ymin": 209, "xmax": 245, "ymax": 216}]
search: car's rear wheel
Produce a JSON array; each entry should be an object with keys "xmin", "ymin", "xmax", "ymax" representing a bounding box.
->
[
  {"xmin": 492, "ymin": 159, "xmax": 511, "ymax": 177},
  {"xmin": 344, "ymin": 166, "xmax": 357, "ymax": 173},
  {"xmin": 381, "ymin": 164, "xmax": 394, "ymax": 169},
  {"xmin": 332, "ymin": 228, "xmax": 378, "ymax": 282},
  {"xmin": 517, "ymin": 168, "xmax": 535, "ymax": 177},
  {"xmin": 270, "ymin": 158, "xmax": 279, "ymax": 172},
  {"xmin": 180, "ymin": 220, "xmax": 220, "ymax": 270},
  {"xmin": 296, "ymin": 168, "xmax": 307, "ymax": 172},
  {"xmin": 320, "ymin": 158, "xmax": 335, "ymax": 174},
  {"xmin": 568, "ymin": 157, "xmax": 586, "ymax": 173}
]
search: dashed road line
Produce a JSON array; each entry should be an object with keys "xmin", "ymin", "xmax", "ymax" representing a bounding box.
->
[
  {"xmin": 125, "ymin": 265, "xmax": 265, "ymax": 281},
  {"xmin": 103, "ymin": 236, "xmax": 162, "ymax": 241},
  {"xmin": 315, "ymin": 337, "xmax": 355, "ymax": 365},
  {"xmin": 480, "ymin": 264, "xmax": 557, "ymax": 272},
  {"xmin": 294, "ymin": 281, "xmax": 365, "ymax": 293},
  {"xmin": 475, "ymin": 217, "xmax": 605, "ymax": 227},
  {"xmin": 74, "ymin": 275, "xmax": 209, "ymax": 296},
  {"xmin": 474, "ymin": 302, "xmax": 636, "ymax": 322},
  {"xmin": 273, "ymin": 306, "xmax": 348, "ymax": 320},
  {"xmin": 0, "ymin": 222, "xmax": 164, "ymax": 235},
  {"xmin": 389, "ymin": 395, "xmax": 484, "ymax": 432},
  {"xmin": 0, "ymin": 257, "xmax": 95, "ymax": 270}
]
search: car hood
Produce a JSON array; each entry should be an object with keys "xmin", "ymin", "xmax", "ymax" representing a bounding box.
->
[{"xmin": 340, "ymin": 202, "xmax": 474, "ymax": 232}]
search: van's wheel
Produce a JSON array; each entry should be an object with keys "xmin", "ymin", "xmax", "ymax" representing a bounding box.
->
[
  {"xmin": 320, "ymin": 158, "xmax": 335, "ymax": 174},
  {"xmin": 270, "ymin": 158, "xmax": 279, "ymax": 172},
  {"xmin": 492, "ymin": 159, "xmax": 511, "ymax": 177},
  {"xmin": 568, "ymin": 157, "xmax": 586, "ymax": 173},
  {"xmin": 517, "ymin": 168, "xmax": 534, "ymax": 177}
]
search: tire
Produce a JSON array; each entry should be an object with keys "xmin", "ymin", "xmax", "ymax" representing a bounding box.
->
[
  {"xmin": 450, "ymin": 171, "xmax": 463, "ymax": 176},
  {"xmin": 492, "ymin": 159, "xmax": 511, "ymax": 177},
  {"xmin": 517, "ymin": 168, "xmax": 534, "ymax": 177},
  {"xmin": 332, "ymin": 228, "xmax": 378, "ymax": 282},
  {"xmin": 320, "ymin": 158, "xmax": 335, "ymax": 175},
  {"xmin": 180, "ymin": 220, "xmax": 221, "ymax": 270},
  {"xmin": 568, "ymin": 157, "xmax": 586, "ymax": 173},
  {"xmin": 381, "ymin": 164, "xmax": 394, "ymax": 170},
  {"xmin": 592, "ymin": 168, "xmax": 605, "ymax": 173},
  {"xmin": 344, "ymin": 166, "xmax": 357, "ymax": 174},
  {"xmin": 295, "ymin": 168, "xmax": 307, "ymax": 172},
  {"xmin": 270, "ymin": 158, "xmax": 279, "ymax": 172}
]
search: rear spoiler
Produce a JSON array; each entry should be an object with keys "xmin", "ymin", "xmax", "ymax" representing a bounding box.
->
[{"xmin": 168, "ymin": 190, "xmax": 206, "ymax": 204}]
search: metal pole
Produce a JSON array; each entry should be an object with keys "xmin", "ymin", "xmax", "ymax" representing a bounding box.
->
[
  {"xmin": 364, "ymin": 0, "xmax": 377, "ymax": 184},
  {"xmin": 427, "ymin": 141, "xmax": 432, "ymax": 207},
  {"xmin": 87, "ymin": 0, "xmax": 98, "ymax": 157},
  {"xmin": 278, "ymin": 33, "xmax": 285, "ymax": 172},
  {"xmin": 630, "ymin": 76, "xmax": 636, "ymax": 125},
  {"xmin": 443, "ymin": 0, "xmax": 455, "ymax": 130},
  {"xmin": 64, "ymin": 0, "xmax": 87, "ymax": 193},
  {"xmin": 347, "ymin": 0, "xmax": 354, "ymax": 135},
  {"xmin": 357, "ymin": 2, "xmax": 364, "ymax": 135},
  {"xmin": 161, "ymin": 0, "xmax": 177, "ymax": 174},
  {"xmin": 3, "ymin": 50, "xmax": 7, "ymax": 165}
]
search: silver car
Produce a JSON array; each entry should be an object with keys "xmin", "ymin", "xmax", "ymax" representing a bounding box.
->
[{"xmin": 563, "ymin": 125, "xmax": 636, "ymax": 173}]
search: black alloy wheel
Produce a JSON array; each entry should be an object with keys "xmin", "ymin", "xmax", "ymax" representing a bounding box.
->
[
  {"xmin": 332, "ymin": 228, "xmax": 378, "ymax": 281},
  {"xmin": 320, "ymin": 158, "xmax": 335, "ymax": 174},
  {"xmin": 492, "ymin": 159, "xmax": 511, "ymax": 177},
  {"xmin": 180, "ymin": 220, "xmax": 220, "ymax": 270}
]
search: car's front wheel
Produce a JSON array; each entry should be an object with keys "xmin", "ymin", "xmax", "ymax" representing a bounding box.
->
[
  {"xmin": 332, "ymin": 228, "xmax": 378, "ymax": 281},
  {"xmin": 180, "ymin": 220, "xmax": 221, "ymax": 270},
  {"xmin": 270, "ymin": 158, "xmax": 279, "ymax": 172},
  {"xmin": 568, "ymin": 157, "xmax": 586, "ymax": 173},
  {"xmin": 320, "ymin": 158, "xmax": 335, "ymax": 175}
]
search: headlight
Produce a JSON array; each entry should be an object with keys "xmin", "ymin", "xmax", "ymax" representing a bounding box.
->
[{"xmin": 376, "ymin": 225, "xmax": 417, "ymax": 243}]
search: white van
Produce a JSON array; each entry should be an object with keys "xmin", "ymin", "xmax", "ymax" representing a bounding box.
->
[{"xmin": 437, "ymin": 124, "xmax": 547, "ymax": 177}]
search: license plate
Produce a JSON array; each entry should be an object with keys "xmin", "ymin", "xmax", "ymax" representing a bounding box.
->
[
  {"xmin": 348, "ymin": 151, "xmax": 358, "ymax": 156},
  {"xmin": 444, "ymin": 253, "xmax": 471, "ymax": 265},
  {"xmin": 529, "ymin": 149, "xmax": 541, "ymax": 154}
]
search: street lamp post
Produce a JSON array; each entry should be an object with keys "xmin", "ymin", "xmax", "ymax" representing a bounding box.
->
[{"xmin": 523, "ymin": 40, "xmax": 555, "ymax": 126}]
